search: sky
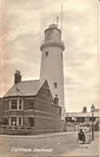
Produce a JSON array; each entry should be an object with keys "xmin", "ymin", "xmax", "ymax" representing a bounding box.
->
[{"xmin": 0, "ymin": 0, "xmax": 99, "ymax": 112}]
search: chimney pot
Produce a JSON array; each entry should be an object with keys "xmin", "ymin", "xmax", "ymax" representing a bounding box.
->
[{"xmin": 14, "ymin": 70, "xmax": 22, "ymax": 84}]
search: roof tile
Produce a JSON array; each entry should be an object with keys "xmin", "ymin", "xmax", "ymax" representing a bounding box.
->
[{"xmin": 4, "ymin": 80, "xmax": 41, "ymax": 97}]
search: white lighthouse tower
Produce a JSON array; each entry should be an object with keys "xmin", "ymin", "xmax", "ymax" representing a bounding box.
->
[{"xmin": 40, "ymin": 23, "xmax": 65, "ymax": 120}]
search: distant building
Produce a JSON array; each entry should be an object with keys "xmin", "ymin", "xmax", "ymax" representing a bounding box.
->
[
  {"xmin": 66, "ymin": 111, "xmax": 99, "ymax": 123},
  {"xmin": 65, "ymin": 111, "xmax": 99, "ymax": 131}
]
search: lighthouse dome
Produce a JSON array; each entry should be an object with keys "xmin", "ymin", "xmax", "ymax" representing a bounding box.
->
[{"xmin": 44, "ymin": 24, "xmax": 61, "ymax": 43}]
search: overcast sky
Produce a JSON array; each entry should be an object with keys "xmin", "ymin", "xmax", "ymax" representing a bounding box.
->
[{"xmin": 0, "ymin": 0, "xmax": 99, "ymax": 112}]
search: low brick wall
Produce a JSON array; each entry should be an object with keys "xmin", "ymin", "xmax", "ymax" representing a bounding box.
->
[{"xmin": 0, "ymin": 120, "xmax": 65, "ymax": 135}]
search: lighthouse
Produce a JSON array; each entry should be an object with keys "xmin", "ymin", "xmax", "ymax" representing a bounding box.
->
[{"xmin": 40, "ymin": 23, "xmax": 65, "ymax": 120}]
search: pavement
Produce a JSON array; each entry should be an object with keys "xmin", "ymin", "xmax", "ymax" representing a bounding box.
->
[
  {"xmin": 0, "ymin": 131, "xmax": 99, "ymax": 157},
  {"xmin": 0, "ymin": 131, "xmax": 73, "ymax": 139},
  {"xmin": 63, "ymin": 132, "xmax": 99, "ymax": 156}
]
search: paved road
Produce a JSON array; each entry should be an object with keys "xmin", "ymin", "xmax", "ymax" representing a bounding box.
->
[{"xmin": 0, "ymin": 132, "xmax": 99, "ymax": 157}]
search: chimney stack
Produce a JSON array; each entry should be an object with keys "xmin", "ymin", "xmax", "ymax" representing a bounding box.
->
[{"xmin": 14, "ymin": 70, "xmax": 22, "ymax": 84}]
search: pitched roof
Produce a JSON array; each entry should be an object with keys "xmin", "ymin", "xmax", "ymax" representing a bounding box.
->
[{"xmin": 4, "ymin": 80, "xmax": 41, "ymax": 97}]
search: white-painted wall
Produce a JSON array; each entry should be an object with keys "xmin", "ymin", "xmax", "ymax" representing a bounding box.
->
[{"xmin": 40, "ymin": 24, "xmax": 66, "ymax": 120}]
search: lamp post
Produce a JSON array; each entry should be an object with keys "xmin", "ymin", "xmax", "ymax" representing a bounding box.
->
[{"xmin": 91, "ymin": 104, "xmax": 95, "ymax": 141}]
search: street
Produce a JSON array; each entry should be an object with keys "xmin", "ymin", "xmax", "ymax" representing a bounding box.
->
[{"xmin": 0, "ymin": 132, "xmax": 99, "ymax": 157}]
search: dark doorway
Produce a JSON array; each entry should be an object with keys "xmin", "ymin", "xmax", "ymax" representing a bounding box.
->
[{"xmin": 28, "ymin": 117, "xmax": 35, "ymax": 127}]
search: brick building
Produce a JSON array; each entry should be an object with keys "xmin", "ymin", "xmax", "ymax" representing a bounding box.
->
[
  {"xmin": 0, "ymin": 98, "xmax": 4, "ymax": 124},
  {"xmin": 0, "ymin": 71, "xmax": 63, "ymax": 135}
]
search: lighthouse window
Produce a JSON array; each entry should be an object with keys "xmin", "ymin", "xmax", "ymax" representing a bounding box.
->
[
  {"xmin": 54, "ymin": 82, "xmax": 57, "ymax": 88},
  {"xmin": 45, "ymin": 51, "xmax": 48, "ymax": 56}
]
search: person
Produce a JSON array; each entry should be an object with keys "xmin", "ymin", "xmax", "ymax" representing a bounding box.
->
[
  {"xmin": 53, "ymin": 94, "xmax": 59, "ymax": 105},
  {"xmin": 83, "ymin": 125, "xmax": 90, "ymax": 144},
  {"xmin": 78, "ymin": 129, "xmax": 85, "ymax": 144}
]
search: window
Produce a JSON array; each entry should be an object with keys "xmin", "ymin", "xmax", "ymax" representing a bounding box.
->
[
  {"xmin": 11, "ymin": 117, "xmax": 17, "ymax": 126},
  {"xmin": 19, "ymin": 99, "xmax": 22, "ymax": 110},
  {"xmin": 19, "ymin": 99, "xmax": 22, "ymax": 105},
  {"xmin": 11, "ymin": 100, "xmax": 17, "ymax": 109},
  {"xmin": 29, "ymin": 102, "xmax": 34, "ymax": 110},
  {"xmin": 3, "ymin": 118, "xmax": 8, "ymax": 125},
  {"xmin": 28, "ymin": 117, "xmax": 34, "ymax": 127},
  {"xmin": 10, "ymin": 99, "xmax": 23, "ymax": 110},
  {"xmin": 19, "ymin": 117, "xmax": 22, "ymax": 125},
  {"xmin": 54, "ymin": 82, "xmax": 57, "ymax": 88},
  {"xmin": 45, "ymin": 51, "xmax": 48, "ymax": 56},
  {"xmin": 19, "ymin": 104, "xmax": 22, "ymax": 110}
]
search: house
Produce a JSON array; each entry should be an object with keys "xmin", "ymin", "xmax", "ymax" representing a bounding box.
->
[
  {"xmin": 0, "ymin": 97, "xmax": 4, "ymax": 125},
  {"xmin": 0, "ymin": 71, "xmax": 63, "ymax": 135}
]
